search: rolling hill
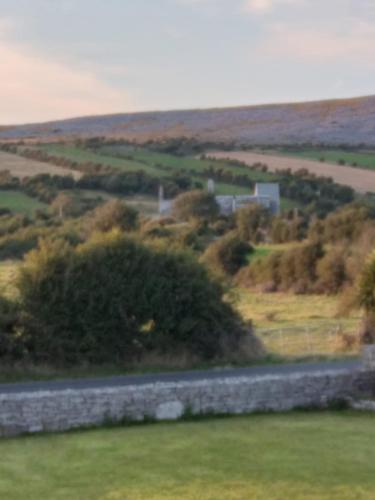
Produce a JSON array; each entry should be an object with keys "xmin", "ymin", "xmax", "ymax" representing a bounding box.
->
[{"xmin": 0, "ymin": 95, "xmax": 374, "ymax": 146}]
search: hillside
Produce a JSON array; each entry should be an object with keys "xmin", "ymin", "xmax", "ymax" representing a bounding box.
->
[
  {"xmin": 210, "ymin": 151, "xmax": 375, "ymax": 193},
  {"xmin": 1, "ymin": 95, "xmax": 374, "ymax": 146}
]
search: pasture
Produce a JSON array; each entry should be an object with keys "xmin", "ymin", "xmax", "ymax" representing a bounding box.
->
[
  {"xmin": 281, "ymin": 148, "xmax": 375, "ymax": 171},
  {"xmin": 209, "ymin": 151, "xmax": 375, "ymax": 193},
  {"xmin": 233, "ymin": 289, "xmax": 361, "ymax": 358},
  {"xmin": 1, "ymin": 412, "xmax": 375, "ymax": 499},
  {"xmin": 37, "ymin": 144, "xmax": 268, "ymax": 195},
  {"xmin": 0, "ymin": 190, "xmax": 46, "ymax": 215},
  {"xmin": 0, "ymin": 151, "xmax": 81, "ymax": 180}
]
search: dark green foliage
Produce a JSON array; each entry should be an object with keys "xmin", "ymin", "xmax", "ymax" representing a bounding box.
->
[
  {"xmin": 0, "ymin": 295, "xmax": 21, "ymax": 359},
  {"xmin": 202, "ymin": 232, "xmax": 253, "ymax": 277},
  {"xmin": 173, "ymin": 190, "xmax": 220, "ymax": 222},
  {"xmin": 89, "ymin": 199, "xmax": 139, "ymax": 233},
  {"xmin": 17, "ymin": 233, "xmax": 258, "ymax": 364}
]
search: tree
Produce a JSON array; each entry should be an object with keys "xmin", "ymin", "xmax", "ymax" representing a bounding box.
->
[
  {"xmin": 236, "ymin": 204, "xmax": 270, "ymax": 242},
  {"xmin": 316, "ymin": 248, "xmax": 347, "ymax": 294},
  {"xmin": 17, "ymin": 232, "xmax": 262, "ymax": 364},
  {"xmin": 51, "ymin": 193, "xmax": 79, "ymax": 219},
  {"xmin": 357, "ymin": 251, "xmax": 375, "ymax": 343},
  {"xmin": 172, "ymin": 190, "xmax": 219, "ymax": 222},
  {"xmin": 89, "ymin": 199, "xmax": 139, "ymax": 233},
  {"xmin": 201, "ymin": 232, "xmax": 252, "ymax": 277}
]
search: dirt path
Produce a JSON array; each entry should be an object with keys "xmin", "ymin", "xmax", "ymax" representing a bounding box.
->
[
  {"xmin": 209, "ymin": 151, "xmax": 375, "ymax": 193},
  {"xmin": 0, "ymin": 151, "xmax": 82, "ymax": 180}
]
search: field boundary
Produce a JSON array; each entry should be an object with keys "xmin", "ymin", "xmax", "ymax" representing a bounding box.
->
[
  {"xmin": 0, "ymin": 362, "xmax": 373, "ymax": 437},
  {"xmin": 209, "ymin": 151, "xmax": 375, "ymax": 193}
]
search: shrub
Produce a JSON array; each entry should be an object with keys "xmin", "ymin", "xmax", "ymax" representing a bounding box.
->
[
  {"xmin": 88, "ymin": 199, "xmax": 139, "ymax": 233},
  {"xmin": 17, "ymin": 232, "xmax": 261, "ymax": 364},
  {"xmin": 316, "ymin": 248, "xmax": 347, "ymax": 294},
  {"xmin": 236, "ymin": 242, "xmax": 323, "ymax": 294},
  {"xmin": 173, "ymin": 190, "xmax": 219, "ymax": 222},
  {"xmin": 358, "ymin": 251, "xmax": 375, "ymax": 315},
  {"xmin": 201, "ymin": 232, "xmax": 252, "ymax": 277},
  {"xmin": 0, "ymin": 295, "xmax": 21, "ymax": 359},
  {"xmin": 236, "ymin": 204, "xmax": 270, "ymax": 242}
]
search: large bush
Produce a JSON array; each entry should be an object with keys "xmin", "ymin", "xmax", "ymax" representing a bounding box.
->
[
  {"xmin": 0, "ymin": 295, "xmax": 21, "ymax": 359},
  {"xmin": 17, "ymin": 232, "xmax": 261, "ymax": 364},
  {"xmin": 236, "ymin": 242, "xmax": 324, "ymax": 294},
  {"xmin": 88, "ymin": 199, "xmax": 139, "ymax": 233},
  {"xmin": 173, "ymin": 190, "xmax": 219, "ymax": 222},
  {"xmin": 201, "ymin": 232, "xmax": 252, "ymax": 277},
  {"xmin": 236, "ymin": 204, "xmax": 270, "ymax": 242}
]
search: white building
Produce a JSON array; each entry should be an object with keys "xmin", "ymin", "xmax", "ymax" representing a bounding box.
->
[{"xmin": 159, "ymin": 181, "xmax": 280, "ymax": 216}]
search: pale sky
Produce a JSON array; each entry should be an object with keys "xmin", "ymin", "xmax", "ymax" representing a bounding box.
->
[{"xmin": 0, "ymin": 0, "xmax": 374, "ymax": 124}]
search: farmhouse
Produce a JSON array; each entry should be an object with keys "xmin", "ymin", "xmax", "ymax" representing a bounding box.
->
[{"xmin": 159, "ymin": 181, "xmax": 281, "ymax": 216}]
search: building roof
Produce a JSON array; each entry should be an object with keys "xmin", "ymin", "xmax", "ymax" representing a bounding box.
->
[{"xmin": 255, "ymin": 183, "xmax": 280, "ymax": 200}]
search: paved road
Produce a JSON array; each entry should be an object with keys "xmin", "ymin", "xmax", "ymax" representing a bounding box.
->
[{"xmin": 0, "ymin": 360, "xmax": 360, "ymax": 395}]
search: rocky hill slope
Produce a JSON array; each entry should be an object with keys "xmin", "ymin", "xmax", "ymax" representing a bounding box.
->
[{"xmin": 1, "ymin": 95, "xmax": 374, "ymax": 146}]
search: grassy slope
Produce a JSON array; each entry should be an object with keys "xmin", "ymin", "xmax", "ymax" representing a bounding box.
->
[
  {"xmin": 279, "ymin": 149, "xmax": 375, "ymax": 171},
  {"xmin": 1, "ymin": 412, "xmax": 375, "ymax": 499},
  {"xmin": 37, "ymin": 144, "xmax": 293, "ymax": 200},
  {"xmin": 0, "ymin": 190, "xmax": 46, "ymax": 214}
]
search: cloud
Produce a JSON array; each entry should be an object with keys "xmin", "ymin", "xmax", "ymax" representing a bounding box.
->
[
  {"xmin": 257, "ymin": 21, "xmax": 375, "ymax": 64},
  {"xmin": 0, "ymin": 25, "xmax": 133, "ymax": 124},
  {"xmin": 244, "ymin": 0, "xmax": 304, "ymax": 13}
]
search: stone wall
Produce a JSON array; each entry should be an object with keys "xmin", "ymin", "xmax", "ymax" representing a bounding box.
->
[{"xmin": 1, "ymin": 368, "xmax": 374, "ymax": 437}]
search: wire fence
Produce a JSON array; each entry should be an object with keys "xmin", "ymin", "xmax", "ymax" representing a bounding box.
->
[{"xmin": 256, "ymin": 323, "xmax": 360, "ymax": 357}]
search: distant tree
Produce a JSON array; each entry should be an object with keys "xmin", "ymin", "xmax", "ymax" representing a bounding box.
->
[
  {"xmin": 51, "ymin": 193, "xmax": 79, "ymax": 219},
  {"xmin": 201, "ymin": 232, "xmax": 252, "ymax": 277},
  {"xmin": 235, "ymin": 204, "xmax": 270, "ymax": 242},
  {"xmin": 173, "ymin": 190, "xmax": 219, "ymax": 222},
  {"xmin": 89, "ymin": 199, "xmax": 139, "ymax": 233},
  {"xmin": 316, "ymin": 248, "xmax": 347, "ymax": 294},
  {"xmin": 357, "ymin": 251, "xmax": 375, "ymax": 343}
]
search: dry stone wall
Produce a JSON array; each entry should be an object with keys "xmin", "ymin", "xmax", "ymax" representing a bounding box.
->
[{"xmin": 1, "ymin": 367, "xmax": 374, "ymax": 437}]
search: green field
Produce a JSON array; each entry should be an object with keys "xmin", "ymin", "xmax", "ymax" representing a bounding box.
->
[
  {"xmin": 0, "ymin": 190, "xmax": 46, "ymax": 215},
  {"xmin": 1, "ymin": 412, "xmax": 375, "ymax": 499},
  {"xmin": 33, "ymin": 144, "xmax": 296, "ymax": 201},
  {"xmin": 100, "ymin": 145, "xmax": 272, "ymax": 180},
  {"xmin": 279, "ymin": 148, "xmax": 375, "ymax": 171}
]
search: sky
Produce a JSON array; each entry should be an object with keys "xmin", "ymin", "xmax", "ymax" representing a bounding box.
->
[{"xmin": 0, "ymin": 0, "xmax": 374, "ymax": 124}]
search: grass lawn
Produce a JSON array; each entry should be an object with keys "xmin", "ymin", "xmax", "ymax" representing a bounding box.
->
[
  {"xmin": 0, "ymin": 190, "xmax": 46, "ymax": 215},
  {"xmin": 1, "ymin": 412, "xmax": 375, "ymax": 499},
  {"xmin": 278, "ymin": 148, "xmax": 375, "ymax": 171}
]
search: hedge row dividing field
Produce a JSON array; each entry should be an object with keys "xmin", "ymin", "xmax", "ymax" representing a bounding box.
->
[
  {"xmin": 210, "ymin": 151, "xmax": 375, "ymax": 193},
  {"xmin": 280, "ymin": 148, "xmax": 375, "ymax": 171}
]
